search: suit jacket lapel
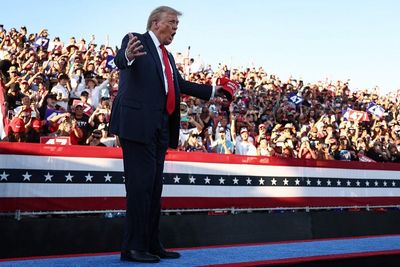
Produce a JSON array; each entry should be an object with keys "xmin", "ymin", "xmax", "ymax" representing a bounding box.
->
[{"xmin": 143, "ymin": 32, "xmax": 164, "ymax": 86}]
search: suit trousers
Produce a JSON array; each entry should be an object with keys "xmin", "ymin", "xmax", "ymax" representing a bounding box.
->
[{"xmin": 119, "ymin": 113, "xmax": 169, "ymax": 251}]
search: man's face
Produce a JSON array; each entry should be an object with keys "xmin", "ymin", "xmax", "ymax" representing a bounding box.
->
[
  {"xmin": 47, "ymin": 97, "xmax": 56, "ymax": 107},
  {"xmin": 38, "ymin": 51, "xmax": 47, "ymax": 60},
  {"xmin": 80, "ymin": 95, "xmax": 88, "ymax": 102},
  {"xmin": 283, "ymin": 148, "xmax": 291, "ymax": 157},
  {"xmin": 87, "ymin": 80, "xmax": 96, "ymax": 88},
  {"xmin": 21, "ymin": 96, "xmax": 30, "ymax": 106},
  {"xmin": 59, "ymin": 79, "xmax": 68, "ymax": 86},
  {"xmin": 75, "ymin": 106, "xmax": 83, "ymax": 115},
  {"xmin": 98, "ymin": 113, "xmax": 106, "ymax": 122},
  {"xmin": 241, "ymin": 132, "xmax": 248, "ymax": 141},
  {"xmin": 20, "ymin": 83, "xmax": 28, "ymax": 90},
  {"xmin": 10, "ymin": 70, "xmax": 18, "ymax": 77},
  {"xmin": 101, "ymin": 100, "xmax": 110, "ymax": 108},
  {"xmin": 374, "ymin": 142, "xmax": 382, "ymax": 152},
  {"xmin": 152, "ymin": 12, "xmax": 178, "ymax": 45},
  {"xmin": 20, "ymin": 112, "xmax": 30, "ymax": 123},
  {"xmin": 180, "ymin": 104, "xmax": 187, "ymax": 114}
]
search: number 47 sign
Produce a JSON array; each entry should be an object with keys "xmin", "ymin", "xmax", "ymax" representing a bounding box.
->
[
  {"xmin": 348, "ymin": 110, "xmax": 369, "ymax": 122},
  {"xmin": 288, "ymin": 93, "xmax": 303, "ymax": 105}
]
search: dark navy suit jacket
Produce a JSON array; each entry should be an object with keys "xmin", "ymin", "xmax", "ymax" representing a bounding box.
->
[{"xmin": 109, "ymin": 32, "xmax": 212, "ymax": 148}]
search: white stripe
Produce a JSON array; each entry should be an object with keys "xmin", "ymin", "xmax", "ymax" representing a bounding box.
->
[
  {"xmin": 2, "ymin": 183, "xmax": 400, "ymax": 198},
  {"xmin": 165, "ymin": 161, "xmax": 400, "ymax": 180},
  {"xmin": 165, "ymin": 185, "xmax": 400, "ymax": 197},
  {"xmin": 1, "ymin": 155, "xmax": 400, "ymax": 180},
  {"xmin": 1, "ymin": 183, "xmax": 125, "ymax": 197},
  {"xmin": 1, "ymin": 155, "xmax": 400, "ymax": 199},
  {"xmin": 0, "ymin": 108, "xmax": 5, "ymax": 140},
  {"xmin": 0, "ymin": 155, "xmax": 123, "ymax": 172}
]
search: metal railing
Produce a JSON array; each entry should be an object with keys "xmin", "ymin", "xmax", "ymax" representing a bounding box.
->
[{"xmin": 2, "ymin": 204, "xmax": 400, "ymax": 220}]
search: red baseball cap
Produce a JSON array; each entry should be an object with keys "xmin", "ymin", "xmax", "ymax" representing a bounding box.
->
[
  {"xmin": 9, "ymin": 118, "xmax": 25, "ymax": 133},
  {"xmin": 32, "ymin": 119, "xmax": 42, "ymax": 130},
  {"xmin": 240, "ymin": 127, "xmax": 248, "ymax": 134}
]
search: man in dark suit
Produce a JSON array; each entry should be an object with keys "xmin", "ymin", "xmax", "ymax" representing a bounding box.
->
[{"xmin": 109, "ymin": 6, "xmax": 235, "ymax": 263}]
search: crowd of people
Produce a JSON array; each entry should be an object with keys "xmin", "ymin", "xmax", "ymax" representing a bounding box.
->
[{"xmin": 1, "ymin": 25, "xmax": 400, "ymax": 162}]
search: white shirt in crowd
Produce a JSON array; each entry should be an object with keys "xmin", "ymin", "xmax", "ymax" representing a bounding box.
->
[
  {"xmin": 86, "ymin": 79, "xmax": 109, "ymax": 108},
  {"xmin": 70, "ymin": 75, "xmax": 86, "ymax": 98},
  {"xmin": 235, "ymin": 137, "xmax": 257, "ymax": 156},
  {"xmin": 51, "ymin": 83, "xmax": 69, "ymax": 110}
]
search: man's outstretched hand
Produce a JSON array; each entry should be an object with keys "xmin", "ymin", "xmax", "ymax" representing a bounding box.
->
[
  {"xmin": 215, "ymin": 77, "xmax": 240, "ymax": 102},
  {"xmin": 125, "ymin": 33, "xmax": 147, "ymax": 61}
]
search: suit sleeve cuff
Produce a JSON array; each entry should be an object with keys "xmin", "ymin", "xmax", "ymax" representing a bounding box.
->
[
  {"xmin": 210, "ymin": 86, "xmax": 216, "ymax": 100},
  {"xmin": 125, "ymin": 49, "xmax": 135, "ymax": 66}
]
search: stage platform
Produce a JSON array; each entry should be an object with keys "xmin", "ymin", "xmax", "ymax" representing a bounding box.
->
[
  {"xmin": 1, "ymin": 235, "xmax": 399, "ymax": 267},
  {"xmin": 2, "ymin": 210, "xmax": 400, "ymax": 260}
]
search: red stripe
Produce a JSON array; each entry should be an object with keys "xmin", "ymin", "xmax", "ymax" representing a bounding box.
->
[
  {"xmin": 204, "ymin": 250, "xmax": 400, "ymax": 267},
  {"xmin": 1, "ymin": 196, "xmax": 400, "ymax": 212},
  {"xmin": 0, "ymin": 197, "xmax": 126, "ymax": 212},
  {"xmin": 1, "ymin": 142, "xmax": 400, "ymax": 170},
  {"xmin": 0, "ymin": 142, "xmax": 122, "ymax": 159},
  {"xmin": 162, "ymin": 196, "xmax": 400, "ymax": 210}
]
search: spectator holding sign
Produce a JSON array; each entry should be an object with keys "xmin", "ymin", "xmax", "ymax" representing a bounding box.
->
[{"xmin": 34, "ymin": 29, "xmax": 50, "ymax": 50}]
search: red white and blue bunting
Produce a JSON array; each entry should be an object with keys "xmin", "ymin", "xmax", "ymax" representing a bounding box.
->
[{"xmin": 1, "ymin": 143, "xmax": 400, "ymax": 212}]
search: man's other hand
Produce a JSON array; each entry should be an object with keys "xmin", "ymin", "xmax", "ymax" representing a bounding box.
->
[{"xmin": 125, "ymin": 33, "xmax": 147, "ymax": 61}]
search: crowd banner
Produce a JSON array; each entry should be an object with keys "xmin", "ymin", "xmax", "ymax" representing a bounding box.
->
[{"xmin": 1, "ymin": 142, "xmax": 400, "ymax": 213}]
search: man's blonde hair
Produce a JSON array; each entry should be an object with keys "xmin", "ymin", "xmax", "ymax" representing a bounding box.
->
[{"xmin": 146, "ymin": 6, "xmax": 182, "ymax": 31}]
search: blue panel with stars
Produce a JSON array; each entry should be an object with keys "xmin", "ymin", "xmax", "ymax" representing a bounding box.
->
[{"xmin": 1, "ymin": 169, "xmax": 398, "ymax": 188}]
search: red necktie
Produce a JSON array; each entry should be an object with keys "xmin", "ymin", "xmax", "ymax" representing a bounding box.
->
[{"xmin": 160, "ymin": 44, "xmax": 175, "ymax": 115}]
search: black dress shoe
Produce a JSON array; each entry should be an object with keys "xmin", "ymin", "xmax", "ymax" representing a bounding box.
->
[
  {"xmin": 121, "ymin": 250, "xmax": 160, "ymax": 263},
  {"xmin": 150, "ymin": 249, "xmax": 181, "ymax": 259}
]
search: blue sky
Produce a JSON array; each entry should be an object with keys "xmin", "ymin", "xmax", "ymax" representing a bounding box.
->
[{"xmin": 2, "ymin": 0, "xmax": 400, "ymax": 93}]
